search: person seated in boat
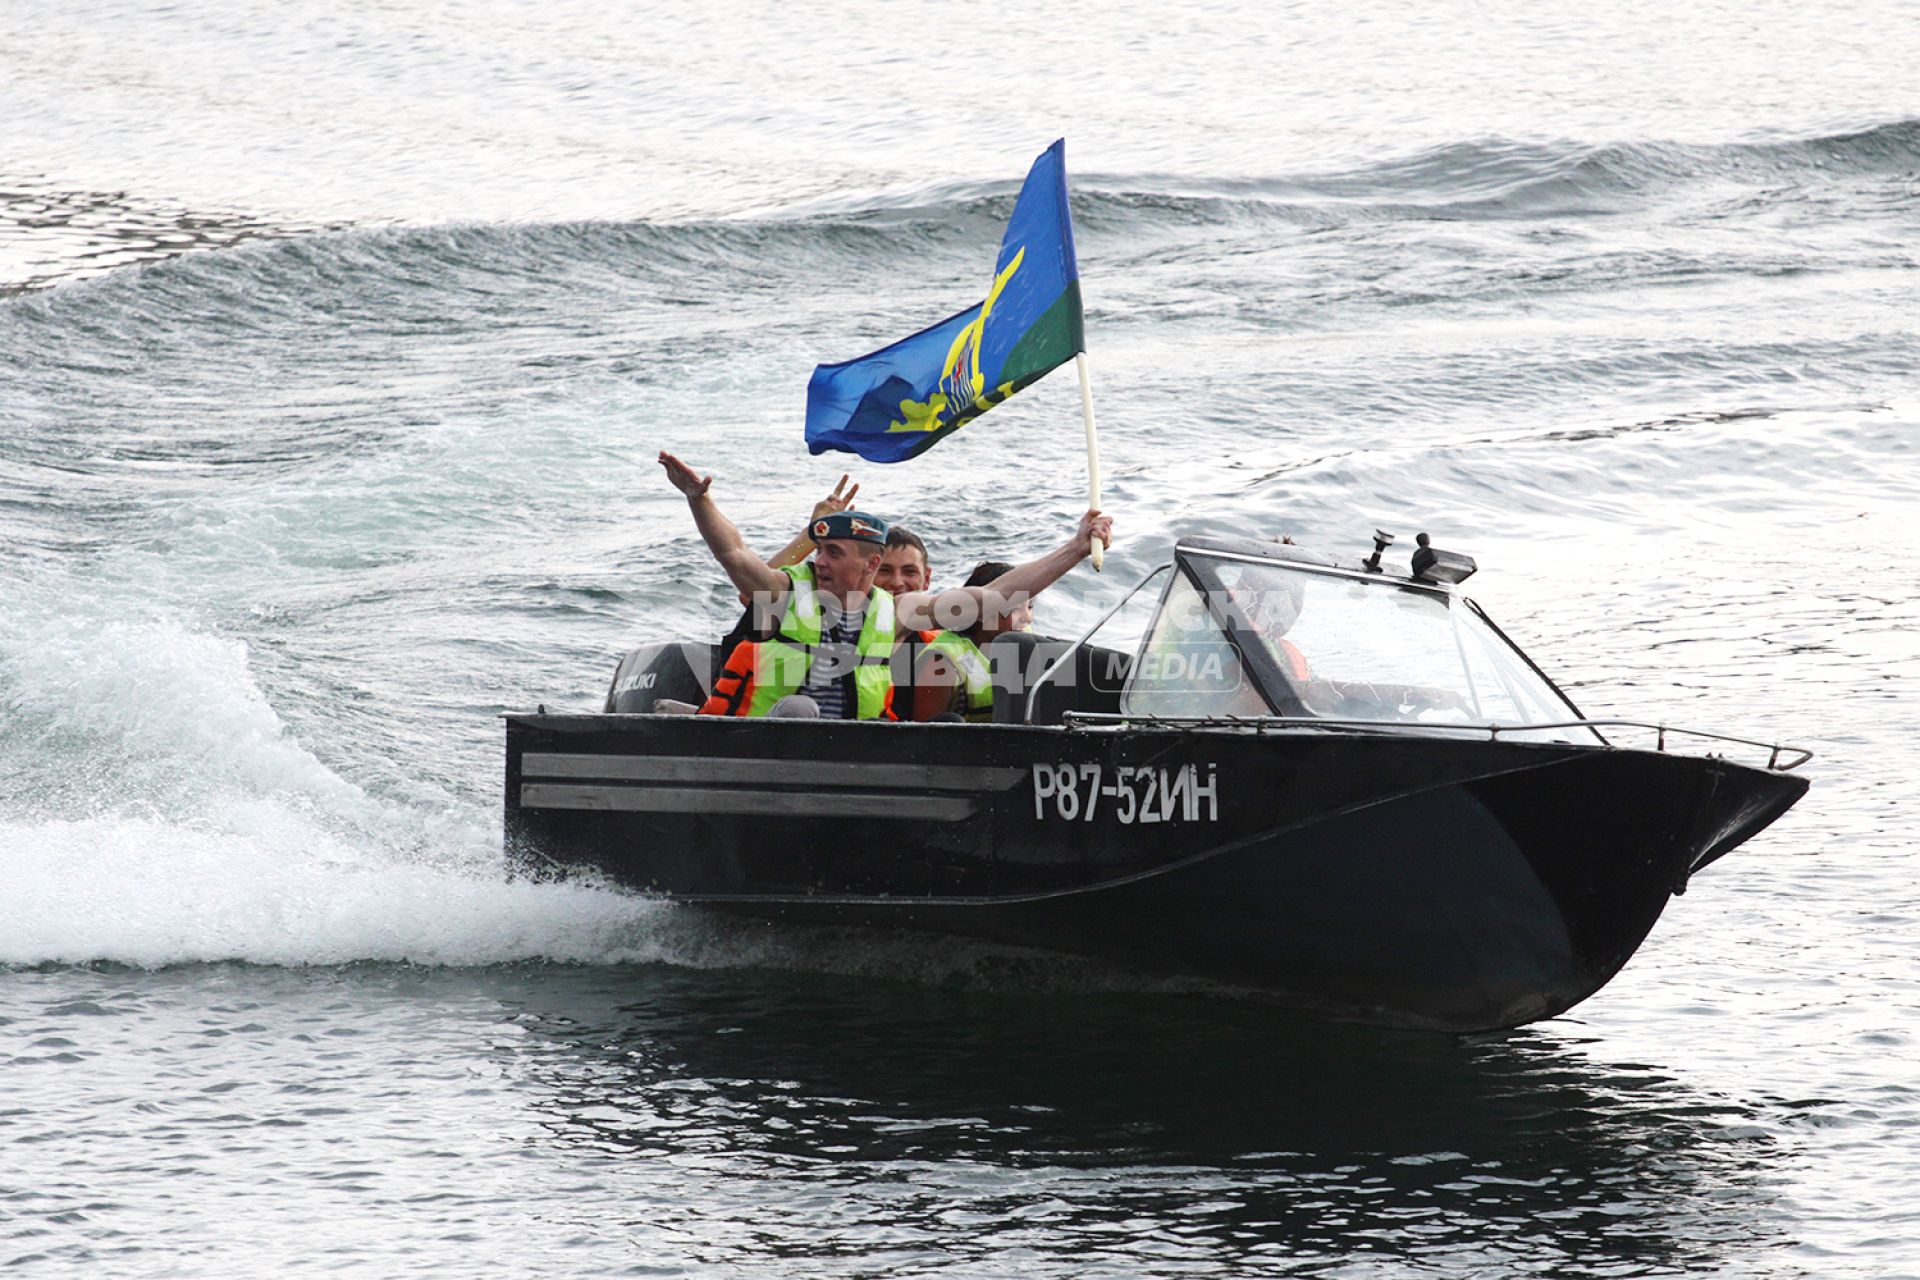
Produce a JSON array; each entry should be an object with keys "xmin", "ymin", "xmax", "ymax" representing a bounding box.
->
[
  {"xmin": 875, "ymin": 526, "xmax": 931, "ymax": 598},
  {"xmin": 1215, "ymin": 569, "xmax": 1464, "ymax": 718},
  {"xmin": 964, "ymin": 560, "xmax": 1033, "ymax": 631},
  {"xmin": 786, "ymin": 519, "xmax": 981, "ymax": 721},
  {"xmin": 898, "ymin": 559, "xmax": 1035, "ymax": 722},
  {"xmin": 657, "ymin": 451, "xmax": 1111, "ymax": 720},
  {"xmin": 879, "ymin": 537, "xmax": 966, "ymax": 721},
  {"xmin": 1223, "ymin": 568, "xmax": 1311, "ymax": 685},
  {"xmin": 773, "ymin": 518, "xmax": 956, "ymax": 719},
  {"xmin": 763, "ymin": 493, "xmax": 930, "ymax": 598},
  {"xmin": 728, "ymin": 501, "xmax": 932, "ymax": 704},
  {"xmin": 700, "ymin": 502, "xmax": 898, "ymax": 720}
]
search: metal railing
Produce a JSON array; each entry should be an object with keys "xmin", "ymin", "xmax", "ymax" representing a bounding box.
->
[
  {"xmin": 1023, "ymin": 563, "xmax": 1171, "ymax": 726},
  {"xmin": 1057, "ymin": 711, "xmax": 1813, "ymax": 772}
]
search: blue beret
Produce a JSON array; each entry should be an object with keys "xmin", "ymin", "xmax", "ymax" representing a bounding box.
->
[{"xmin": 811, "ymin": 511, "xmax": 889, "ymax": 546}]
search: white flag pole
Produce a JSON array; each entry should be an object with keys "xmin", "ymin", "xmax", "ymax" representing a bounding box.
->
[{"xmin": 1075, "ymin": 351, "xmax": 1103, "ymax": 571}]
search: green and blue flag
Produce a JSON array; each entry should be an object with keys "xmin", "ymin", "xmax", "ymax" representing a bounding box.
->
[{"xmin": 805, "ymin": 139, "xmax": 1084, "ymax": 463}]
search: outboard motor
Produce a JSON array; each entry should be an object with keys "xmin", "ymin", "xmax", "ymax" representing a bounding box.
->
[{"xmin": 603, "ymin": 642, "xmax": 716, "ymax": 713}]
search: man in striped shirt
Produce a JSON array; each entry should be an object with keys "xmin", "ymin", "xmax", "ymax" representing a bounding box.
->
[
  {"xmin": 660, "ymin": 451, "xmax": 1113, "ymax": 719},
  {"xmin": 797, "ymin": 594, "xmax": 866, "ymax": 719}
]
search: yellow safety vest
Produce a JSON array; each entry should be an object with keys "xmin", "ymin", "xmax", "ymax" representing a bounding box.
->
[
  {"xmin": 919, "ymin": 629, "xmax": 995, "ymax": 722},
  {"xmin": 741, "ymin": 564, "xmax": 896, "ymax": 719}
]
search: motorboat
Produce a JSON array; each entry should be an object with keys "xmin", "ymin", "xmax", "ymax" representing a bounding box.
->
[{"xmin": 503, "ymin": 530, "xmax": 1810, "ymax": 1032}]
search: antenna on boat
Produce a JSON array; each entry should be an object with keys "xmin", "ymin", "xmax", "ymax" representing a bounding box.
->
[{"xmin": 1363, "ymin": 529, "xmax": 1395, "ymax": 573}]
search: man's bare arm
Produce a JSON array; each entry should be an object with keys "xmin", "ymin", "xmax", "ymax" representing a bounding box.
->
[
  {"xmin": 658, "ymin": 451, "xmax": 790, "ymax": 601},
  {"xmin": 765, "ymin": 530, "xmax": 816, "ymax": 573},
  {"xmin": 895, "ymin": 510, "xmax": 1113, "ymax": 632}
]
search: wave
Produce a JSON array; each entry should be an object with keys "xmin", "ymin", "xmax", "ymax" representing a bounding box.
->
[
  {"xmin": 0, "ymin": 798, "xmax": 1253, "ymax": 988},
  {"xmin": 0, "ymin": 594, "xmax": 559, "ymax": 968},
  {"xmin": 0, "ymin": 814, "xmax": 658, "ymax": 969},
  {"xmin": 0, "ymin": 179, "xmax": 336, "ymax": 297},
  {"xmin": 1188, "ymin": 117, "xmax": 1920, "ymax": 213},
  {"xmin": 756, "ymin": 117, "xmax": 1920, "ymax": 227},
  {"xmin": 6, "ymin": 118, "xmax": 1914, "ymax": 305}
]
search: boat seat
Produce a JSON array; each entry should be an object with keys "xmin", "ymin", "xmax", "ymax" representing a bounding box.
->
[{"xmin": 986, "ymin": 633, "xmax": 1132, "ymax": 725}]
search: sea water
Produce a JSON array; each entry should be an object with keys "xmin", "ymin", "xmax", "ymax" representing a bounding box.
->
[{"xmin": 3, "ymin": 2, "xmax": 1918, "ymax": 1275}]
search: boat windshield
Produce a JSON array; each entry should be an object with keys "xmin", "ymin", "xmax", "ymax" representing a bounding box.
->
[{"xmin": 1122, "ymin": 554, "xmax": 1598, "ymax": 743}]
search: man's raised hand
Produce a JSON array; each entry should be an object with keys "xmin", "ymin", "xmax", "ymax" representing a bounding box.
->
[
  {"xmin": 658, "ymin": 451, "xmax": 713, "ymax": 500},
  {"xmin": 1075, "ymin": 509, "xmax": 1114, "ymax": 556}
]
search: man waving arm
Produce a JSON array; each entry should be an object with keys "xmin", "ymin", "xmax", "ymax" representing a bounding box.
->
[
  {"xmin": 658, "ymin": 452, "xmax": 791, "ymax": 606},
  {"xmin": 981, "ymin": 509, "xmax": 1112, "ymax": 603},
  {"xmin": 894, "ymin": 509, "xmax": 1113, "ymax": 634}
]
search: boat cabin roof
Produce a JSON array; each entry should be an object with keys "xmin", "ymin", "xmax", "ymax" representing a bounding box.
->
[
  {"xmin": 1175, "ymin": 534, "xmax": 1352, "ymax": 573},
  {"xmin": 1023, "ymin": 535, "xmax": 1596, "ymax": 742}
]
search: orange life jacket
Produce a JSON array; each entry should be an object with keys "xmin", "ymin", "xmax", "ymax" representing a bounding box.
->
[
  {"xmin": 1278, "ymin": 637, "xmax": 1311, "ymax": 681},
  {"xmin": 697, "ymin": 641, "xmax": 760, "ymax": 716},
  {"xmin": 697, "ymin": 641, "xmax": 896, "ymax": 719}
]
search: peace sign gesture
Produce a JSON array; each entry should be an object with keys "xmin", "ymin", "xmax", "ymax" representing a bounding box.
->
[{"xmin": 810, "ymin": 474, "xmax": 860, "ymax": 523}]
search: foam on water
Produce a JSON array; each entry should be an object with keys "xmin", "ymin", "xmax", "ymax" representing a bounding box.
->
[
  {"xmin": 0, "ymin": 591, "xmax": 654, "ymax": 969},
  {"xmin": 2, "ymin": 609, "xmax": 361, "ymax": 809},
  {"xmin": 0, "ymin": 816, "xmax": 665, "ymax": 969}
]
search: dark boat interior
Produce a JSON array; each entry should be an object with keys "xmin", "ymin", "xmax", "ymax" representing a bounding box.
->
[{"xmin": 604, "ymin": 633, "xmax": 1133, "ymax": 726}]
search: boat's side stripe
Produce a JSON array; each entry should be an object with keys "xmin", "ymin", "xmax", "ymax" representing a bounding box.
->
[
  {"xmin": 519, "ymin": 783, "xmax": 979, "ymax": 821},
  {"xmin": 520, "ymin": 753, "xmax": 1023, "ymax": 792}
]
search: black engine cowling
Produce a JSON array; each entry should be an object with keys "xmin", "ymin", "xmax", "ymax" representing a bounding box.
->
[{"xmin": 603, "ymin": 641, "xmax": 716, "ymax": 713}]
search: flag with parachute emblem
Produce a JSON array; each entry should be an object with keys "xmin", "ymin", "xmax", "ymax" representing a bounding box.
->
[{"xmin": 804, "ymin": 139, "xmax": 1085, "ymax": 463}]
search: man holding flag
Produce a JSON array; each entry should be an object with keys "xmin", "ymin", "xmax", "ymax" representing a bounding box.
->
[
  {"xmin": 805, "ymin": 138, "xmax": 1107, "ymax": 570},
  {"xmin": 654, "ymin": 138, "xmax": 1114, "ymax": 721}
]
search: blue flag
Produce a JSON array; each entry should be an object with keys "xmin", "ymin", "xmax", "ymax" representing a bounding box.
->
[{"xmin": 805, "ymin": 140, "xmax": 1085, "ymax": 463}]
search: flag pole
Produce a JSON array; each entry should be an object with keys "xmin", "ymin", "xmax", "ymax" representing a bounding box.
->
[{"xmin": 1075, "ymin": 351, "xmax": 1103, "ymax": 571}]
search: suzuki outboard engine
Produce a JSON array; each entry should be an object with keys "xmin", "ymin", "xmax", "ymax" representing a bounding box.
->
[{"xmin": 603, "ymin": 642, "xmax": 715, "ymax": 713}]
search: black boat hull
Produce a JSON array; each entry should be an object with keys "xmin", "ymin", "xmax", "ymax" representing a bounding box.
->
[{"xmin": 504, "ymin": 714, "xmax": 1806, "ymax": 1031}]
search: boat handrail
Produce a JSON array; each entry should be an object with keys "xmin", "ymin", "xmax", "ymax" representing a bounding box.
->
[
  {"xmin": 1056, "ymin": 712, "xmax": 1814, "ymax": 772},
  {"xmin": 1022, "ymin": 562, "xmax": 1173, "ymax": 725}
]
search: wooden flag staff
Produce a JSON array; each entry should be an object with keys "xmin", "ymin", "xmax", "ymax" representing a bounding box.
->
[{"xmin": 1076, "ymin": 351, "xmax": 1103, "ymax": 571}]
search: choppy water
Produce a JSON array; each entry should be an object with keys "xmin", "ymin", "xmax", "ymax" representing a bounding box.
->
[{"xmin": 4, "ymin": 3, "xmax": 1919, "ymax": 1275}]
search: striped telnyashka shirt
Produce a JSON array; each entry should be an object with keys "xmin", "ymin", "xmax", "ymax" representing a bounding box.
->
[{"xmin": 803, "ymin": 605, "xmax": 864, "ymax": 719}]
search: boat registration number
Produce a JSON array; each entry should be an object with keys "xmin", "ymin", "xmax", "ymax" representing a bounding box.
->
[{"xmin": 1031, "ymin": 763, "xmax": 1218, "ymax": 824}]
